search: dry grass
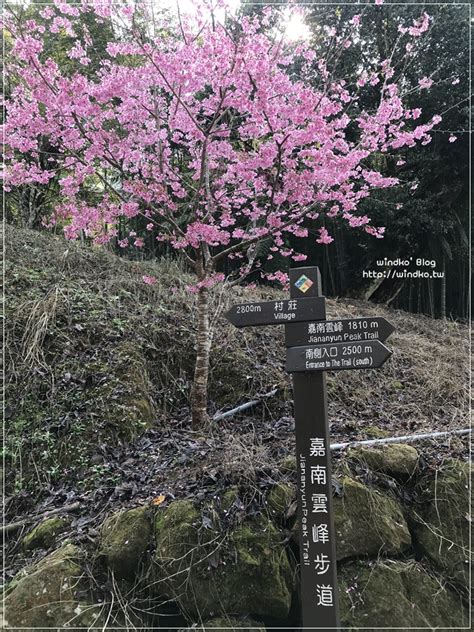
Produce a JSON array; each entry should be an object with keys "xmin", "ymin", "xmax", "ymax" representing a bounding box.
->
[
  {"xmin": 5, "ymin": 224, "xmax": 470, "ymax": 494},
  {"xmin": 322, "ymin": 298, "xmax": 469, "ymax": 436}
]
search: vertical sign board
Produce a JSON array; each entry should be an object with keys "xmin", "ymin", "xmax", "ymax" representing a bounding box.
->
[
  {"xmin": 224, "ymin": 268, "xmax": 394, "ymax": 629},
  {"xmin": 287, "ymin": 268, "xmax": 340, "ymax": 629}
]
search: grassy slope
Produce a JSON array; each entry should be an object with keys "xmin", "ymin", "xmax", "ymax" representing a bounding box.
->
[{"xmin": 5, "ymin": 224, "xmax": 469, "ymax": 495}]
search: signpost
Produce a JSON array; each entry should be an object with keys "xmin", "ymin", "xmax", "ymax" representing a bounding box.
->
[
  {"xmin": 224, "ymin": 266, "xmax": 394, "ymax": 629},
  {"xmin": 287, "ymin": 267, "xmax": 340, "ymax": 630},
  {"xmin": 286, "ymin": 339, "xmax": 391, "ymax": 373},
  {"xmin": 225, "ymin": 297, "xmax": 326, "ymax": 328},
  {"xmin": 285, "ymin": 316, "xmax": 395, "ymax": 348}
]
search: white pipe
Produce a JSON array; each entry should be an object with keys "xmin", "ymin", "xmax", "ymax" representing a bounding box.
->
[
  {"xmin": 213, "ymin": 395, "xmax": 471, "ymax": 450},
  {"xmin": 213, "ymin": 389, "xmax": 278, "ymax": 421},
  {"xmin": 330, "ymin": 427, "xmax": 472, "ymax": 450}
]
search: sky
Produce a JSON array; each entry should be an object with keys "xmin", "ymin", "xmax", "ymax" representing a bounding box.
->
[
  {"xmin": 17, "ymin": 0, "xmax": 313, "ymax": 41},
  {"xmin": 158, "ymin": 0, "xmax": 312, "ymax": 40}
]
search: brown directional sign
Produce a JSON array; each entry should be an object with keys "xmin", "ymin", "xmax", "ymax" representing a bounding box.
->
[
  {"xmin": 224, "ymin": 264, "xmax": 395, "ymax": 629},
  {"xmin": 287, "ymin": 267, "xmax": 340, "ymax": 629},
  {"xmin": 286, "ymin": 339, "xmax": 391, "ymax": 373},
  {"xmin": 285, "ymin": 316, "xmax": 395, "ymax": 348},
  {"xmin": 224, "ymin": 297, "xmax": 326, "ymax": 328}
]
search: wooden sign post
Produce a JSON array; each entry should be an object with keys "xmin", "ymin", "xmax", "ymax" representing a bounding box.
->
[
  {"xmin": 286, "ymin": 267, "xmax": 340, "ymax": 628},
  {"xmin": 224, "ymin": 266, "xmax": 393, "ymax": 629}
]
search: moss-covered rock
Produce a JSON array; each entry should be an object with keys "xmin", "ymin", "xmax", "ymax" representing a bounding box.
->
[
  {"xmin": 226, "ymin": 520, "xmax": 293, "ymax": 617},
  {"xmin": 413, "ymin": 459, "xmax": 471, "ymax": 591},
  {"xmin": 4, "ymin": 544, "xmax": 104, "ymax": 630},
  {"xmin": 154, "ymin": 500, "xmax": 293, "ymax": 619},
  {"xmin": 99, "ymin": 505, "xmax": 152, "ymax": 580},
  {"xmin": 333, "ymin": 476, "xmax": 411, "ymax": 560},
  {"xmin": 339, "ymin": 560, "xmax": 468, "ymax": 628},
  {"xmin": 154, "ymin": 498, "xmax": 201, "ymax": 563},
  {"xmin": 349, "ymin": 443, "xmax": 419, "ymax": 478},
  {"xmin": 364, "ymin": 426, "xmax": 390, "ymax": 439},
  {"xmin": 22, "ymin": 516, "xmax": 71, "ymax": 551},
  {"xmin": 267, "ymin": 483, "xmax": 296, "ymax": 520},
  {"xmin": 292, "ymin": 476, "xmax": 411, "ymax": 559}
]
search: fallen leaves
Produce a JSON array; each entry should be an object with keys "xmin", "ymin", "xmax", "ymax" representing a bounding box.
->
[{"xmin": 151, "ymin": 494, "xmax": 166, "ymax": 506}]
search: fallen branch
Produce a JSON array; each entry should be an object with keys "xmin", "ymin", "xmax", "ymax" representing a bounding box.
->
[
  {"xmin": 330, "ymin": 427, "xmax": 472, "ymax": 451},
  {"xmin": 213, "ymin": 388, "xmax": 278, "ymax": 421},
  {"xmin": 2, "ymin": 501, "xmax": 81, "ymax": 536}
]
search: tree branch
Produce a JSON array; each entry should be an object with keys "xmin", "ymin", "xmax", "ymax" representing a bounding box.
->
[{"xmin": 212, "ymin": 201, "xmax": 318, "ymax": 264}]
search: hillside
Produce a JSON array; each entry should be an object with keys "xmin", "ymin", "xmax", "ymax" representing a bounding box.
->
[
  {"xmin": 4, "ymin": 225, "xmax": 471, "ymax": 631},
  {"xmin": 5, "ymin": 224, "xmax": 469, "ymax": 489}
]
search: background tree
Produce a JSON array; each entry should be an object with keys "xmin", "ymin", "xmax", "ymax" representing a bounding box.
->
[
  {"xmin": 3, "ymin": 0, "xmax": 117, "ymax": 229},
  {"xmin": 3, "ymin": 1, "xmax": 445, "ymax": 426},
  {"xmin": 278, "ymin": 1, "xmax": 470, "ymax": 319}
]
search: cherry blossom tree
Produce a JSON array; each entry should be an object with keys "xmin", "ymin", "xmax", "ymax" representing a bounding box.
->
[{"xmin": 3, "ymin": 0, "xmax": 442, "ymax": 427}]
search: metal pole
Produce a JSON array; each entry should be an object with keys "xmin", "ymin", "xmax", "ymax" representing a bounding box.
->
[
  {"xmin": 330, "ymin": 427, "xmax": 472, "ymax": 450},
  {"xmin": 287, "ymin": 267, "xmax": 341, "ymax": 630}
]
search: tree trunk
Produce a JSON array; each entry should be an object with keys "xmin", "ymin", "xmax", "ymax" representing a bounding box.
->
[
  {"xmin": 334, "ymin": 223, "xmax": 346, "ymax": 292},
  {"xmin": 325, "ymin": 242, "xmax": 336, "ymax": 295},
  {"xmin": 428, "ymin": 278, "xmax": 434, "ymax": 318},
  {"xmin": 440, "ymin": 255, "xmax": 446, "ymax": 319},
  {"xmin": 408, "ymin": 282, "xmax": 413, "ymax": 313},
  {"xmin": 191, "ymin": 285, "xmax": 211, "ymax": 428},
  {"xmin": 465, "ymin": 265, "xmax": 470, "ymax": 320},
  {"xmin": 20, "ymin": 185, "xmax": 43, "ymax": 229}
]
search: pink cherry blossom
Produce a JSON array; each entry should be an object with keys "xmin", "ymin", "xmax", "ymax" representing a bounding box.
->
[
  {"xmin": 2, "ymin": 0, "xmax": 440, "ymax": 292},
  {"xmin": 265, "ymin": 271, "xmax": 289, "ymax": 287},
  {"xmin": 408, "ymin": 13, "xmax": 430, "ymax": 37},
  {"xmin": 370, "ymin": 73, "xmax": 380, "ymax": 86},
  {"xmin": 365, "ymin": 225, "xmax": 385, "ymax": 238},
  {"xmin": 419, "ymin": 76, "xmax": 433, "ymax": 89},
  {"xmin": 449, "ymin": 135, "xmax": 457, "ymax": 143},
  {"xmin": 186, "ymin": 273, "xmax": 226, "ymax": 294},
  {"xmin": 317, "ymin": 228, "xmax": 334, "ymax": 245},
  {"xmin": 40, "ymin": 7, "xmax": 54, "ymax": 19}
]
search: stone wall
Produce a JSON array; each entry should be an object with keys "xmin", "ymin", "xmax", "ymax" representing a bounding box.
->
[{"xmin": 5, "ymin": 448, "xmax": 471, "ymax": 630}]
